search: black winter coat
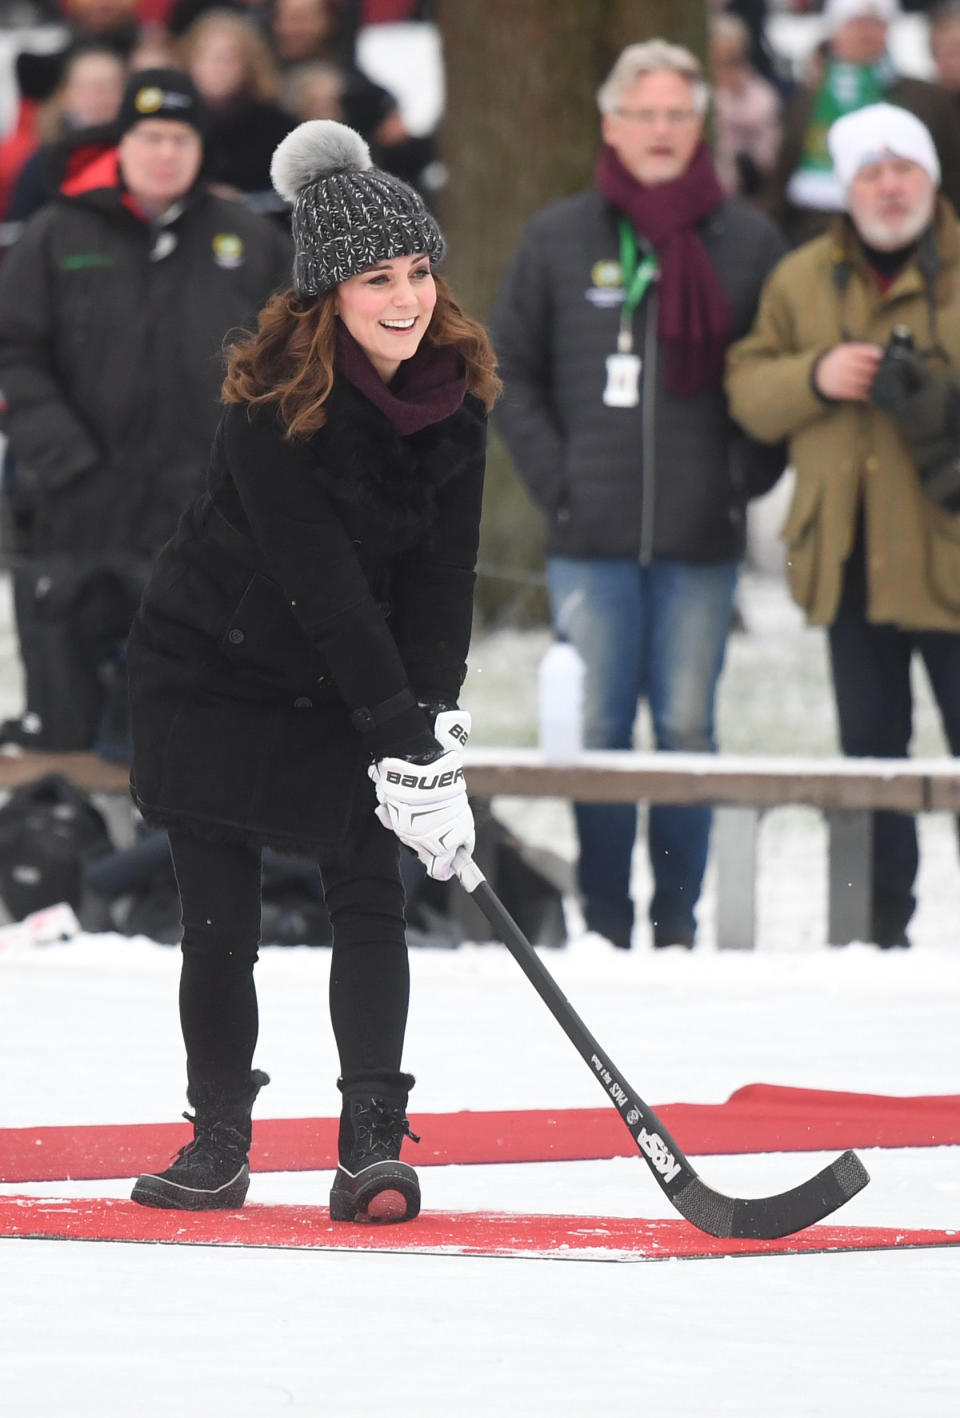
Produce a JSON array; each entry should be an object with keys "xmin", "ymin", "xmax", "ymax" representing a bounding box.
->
[
  {"xmin": 128, "ymin": 384, "xmax": 487, "ymax": 853},
  {"xmin": 490, "ymin": 190, "xmax": 786, "ymax": 563},
  {"xmin": 0, "ymin": 161, "xmax": 293, "ymax": 556}
]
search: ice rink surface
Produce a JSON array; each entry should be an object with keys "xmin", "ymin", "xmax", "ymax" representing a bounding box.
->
[
  {"xmin": 0, "ymin": 576, "xmax": 957, "ymax": 1416},
  {"xmin": 2, "ymin": 928, "xmax": 958, "ymax": 1418},
  {"xmin": 0, "ymin": 2, "xmax": 958, "ymax": 1405}
]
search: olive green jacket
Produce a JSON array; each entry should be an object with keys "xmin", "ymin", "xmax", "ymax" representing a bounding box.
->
[{"xmin": 725, "ymin": 201, "xmax": 960, "ymax": 630}]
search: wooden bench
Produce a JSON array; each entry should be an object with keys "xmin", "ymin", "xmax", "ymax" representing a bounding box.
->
[
  {"xmin": 462, "ymin": 748, "xmax": 960, "ymax": 948},
  {"xmin": 2, "ymin": 747, "xmax": 957, "ymax": 947}
]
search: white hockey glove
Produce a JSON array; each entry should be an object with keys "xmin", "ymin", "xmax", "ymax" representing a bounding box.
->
[{"xmin": 370, "ymin": 710, "xmax": 474, "ymax": 881}]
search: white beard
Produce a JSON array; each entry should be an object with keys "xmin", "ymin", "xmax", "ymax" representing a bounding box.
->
[{"xmin": 851, "ymin": 193, "xmax": 936, "ymax": 251}]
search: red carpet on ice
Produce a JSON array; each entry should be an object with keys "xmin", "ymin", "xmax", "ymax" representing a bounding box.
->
[
  {"xmin": 0, "ymin": 1195, "xmax": 957, "ymax": 1261},
  {"xmin": 2, "ymin": 1085, "xmax": 958, "ymax": 1184}
]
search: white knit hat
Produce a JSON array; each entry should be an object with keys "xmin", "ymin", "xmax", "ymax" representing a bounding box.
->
[
  {"xmin": 822, "ymin": 0, "xmax": 900, "ymax": 35},
  {"xmin": 828, "ymin": 103, "xmax": 940, "ymax": 189}
]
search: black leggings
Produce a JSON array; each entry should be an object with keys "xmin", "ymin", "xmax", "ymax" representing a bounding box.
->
[{"xmin": 168, "ymin": 814, "xmax": 409, "ymax": 1103}]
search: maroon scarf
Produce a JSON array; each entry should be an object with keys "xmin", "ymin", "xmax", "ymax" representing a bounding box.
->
[
  {"xmin": 595, "ymin": 141, "xmax": 732, "ymax": 395},
  {"xmin": 336, "ymin": 323, "xmax": 467, "ymax": 435}
]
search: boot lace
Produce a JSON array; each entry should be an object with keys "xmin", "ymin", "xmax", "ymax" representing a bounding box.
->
[
  {"xmin": 352, "ymin": 1098, "xmax": 421, "ymax": 1162},
  {"xmin": 168, "ymin": 1112, "xmax": 247, "ymax": 1165}
]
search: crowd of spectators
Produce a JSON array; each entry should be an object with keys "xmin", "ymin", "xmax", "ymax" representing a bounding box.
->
[
  {"xmin": 709, "ymin": 3, "xmax": 960, "ymax": 231},
  {"xmin": 0, "ymin": 0, "xmax": 433, "ymax": 754},
  {"xmin": 0, "ymin": 2, "xmax": 956, "ymax": 954},
  {"xmin": 0, "ymin": 0, "xmax": 436, "ymax": 244},
  {"xmin": 487, "ymin": 4, "xmax": 960, "ymax": 952}
]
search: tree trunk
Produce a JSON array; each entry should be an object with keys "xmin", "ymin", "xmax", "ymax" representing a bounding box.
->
[{"xmin": 434, "ymin": 1, "xmax": 708, "ymax": 621}]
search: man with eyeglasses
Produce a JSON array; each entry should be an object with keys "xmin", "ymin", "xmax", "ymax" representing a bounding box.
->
[
  {"xmin": 0, "ymin": 68, "xmax": 292, "ymax": 752},
  {"xmin": 491, "ymin": 39, "xmax": 785, "ymax": 951}
]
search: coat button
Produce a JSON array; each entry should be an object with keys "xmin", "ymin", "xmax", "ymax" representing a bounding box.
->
[
  {"xmin": 293, "ymin": 696, "xmax": 313, "ymax": 709},
  {"xmin": 227, "ymin": 628, "xmax": 245, "ymax": 645}
]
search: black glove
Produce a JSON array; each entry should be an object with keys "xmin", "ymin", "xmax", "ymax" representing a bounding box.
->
[
  {"xmin": 870, "ymin": 353, "xmax": 960, "ymax": 511},
  {"xmin": 869, "ymin": 345, "xmax": 925, "ymax": 411}
]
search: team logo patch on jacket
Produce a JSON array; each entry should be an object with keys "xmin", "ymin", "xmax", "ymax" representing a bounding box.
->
[
  {"xmin": 212, "ymin": 233, "xmax": 245, "ymax": 269},
  {"xmin": 585, "ymin": 259, "xmax": 625, "ymax": 308}
]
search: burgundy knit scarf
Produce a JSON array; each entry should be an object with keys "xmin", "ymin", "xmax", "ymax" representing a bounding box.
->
[
  {"xmin": 336, "ymin": 323, "xmax": 467, "ymax": 435},
  {"xmin": 595, "ymin": 141, "xmax": 732, "ymax": 395}
]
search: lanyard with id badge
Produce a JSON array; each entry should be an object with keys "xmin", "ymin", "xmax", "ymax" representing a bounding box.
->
[{"xmin": 603, "ymin": 218, "xmax": 658, "ymax": 408}]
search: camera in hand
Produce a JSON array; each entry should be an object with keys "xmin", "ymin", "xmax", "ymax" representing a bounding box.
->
[
  {"xmin": 887, "ymin": 324, "xmax": 915, "ymax": 356},
  {"xmin": 870, "ymin": 323, "xmax": 921, "ymax": 409}
]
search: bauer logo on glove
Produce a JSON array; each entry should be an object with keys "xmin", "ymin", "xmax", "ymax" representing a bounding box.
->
[
  {"xmin": 383, "ymin": 766, "xmax": 465, "ymax": 790},
  {"xmin": 370, "ymin": 709, "xmax": 474, "ymax": 880},
  {"xmin": 443, "ymin": 719, "xmax": 469, "ymax": 747}
]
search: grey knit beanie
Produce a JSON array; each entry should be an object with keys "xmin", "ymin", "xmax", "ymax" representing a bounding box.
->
[{"xmin": 270, "ymin": 120, "xmax": 445, "ymax": 296}]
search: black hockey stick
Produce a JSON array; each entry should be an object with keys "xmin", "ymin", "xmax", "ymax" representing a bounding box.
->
[{"xmin": 454, "ymin": 851, "xmax": 869, "ymax": 1240}]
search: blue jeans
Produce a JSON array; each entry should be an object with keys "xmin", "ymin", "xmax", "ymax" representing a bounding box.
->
[{"xmin": 548, "ymin": 556, "xmax": 739, "ymax": 945}]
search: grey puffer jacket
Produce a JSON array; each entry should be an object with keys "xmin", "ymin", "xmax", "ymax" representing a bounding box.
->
[{"xmin": 490, "ymin": 189, "xmax": 786, "ymax": 562}]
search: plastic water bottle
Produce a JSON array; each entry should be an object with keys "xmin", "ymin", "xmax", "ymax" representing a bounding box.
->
[{"xmin": 538, "ymin": 636, "xmax": 585, "ymax": 762}]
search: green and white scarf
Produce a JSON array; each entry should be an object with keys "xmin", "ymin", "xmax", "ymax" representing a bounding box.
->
[{"xmin": 787, "ymin": 58, "xmax": 895, "ymax": 211}]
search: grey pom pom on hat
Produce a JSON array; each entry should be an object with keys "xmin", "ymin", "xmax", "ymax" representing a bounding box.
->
[{"xmin": 271, "ymin": 119, "xmax": 445, "ymax": 296}]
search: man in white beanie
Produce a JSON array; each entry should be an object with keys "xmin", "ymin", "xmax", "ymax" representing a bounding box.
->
[
  {"xmin": 823, "ymin": 0, "xmax": 900, "ymax": 36},
  {"xmin": 770, "ymin": 0, "xmax": 960, "ymax": 244},
  {"xmin": 726, "ymin": 102, "xmax": 960, "ymax": 949}
]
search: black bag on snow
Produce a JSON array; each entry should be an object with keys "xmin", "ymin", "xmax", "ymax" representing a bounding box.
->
[
  {"xmin": 0, "ymin": 774, "xmax": 114, "ymax": 921},
  {"xmin": 83, "ymin": 831, "xmax": 335, "ymax": 946}
]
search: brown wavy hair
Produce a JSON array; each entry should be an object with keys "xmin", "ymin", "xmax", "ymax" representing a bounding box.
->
[{"xmin": 222, "ymin": 276, "xmax": 501, "ymax": 439}]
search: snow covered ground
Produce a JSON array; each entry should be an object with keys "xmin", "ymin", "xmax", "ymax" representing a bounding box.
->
[
  {"xmin": 1, "ymin": 7, "xmax": 957, "ymax": 1403},
  {"xmin": 1, "ymin": 933, "xmax": 959, "ymax": 1417},
  {"xmin": 0, "ymin": 568, "xmax": 959, "ymax": 1417}
]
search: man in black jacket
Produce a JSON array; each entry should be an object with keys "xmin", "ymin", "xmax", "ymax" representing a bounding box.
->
[
  {"xmin": 491, "ymin": 39, "xmax": 785, "ymax": 950},
  {"xmin": 0, "ymin": 68, "xmax": 292, "ymax": 751}
]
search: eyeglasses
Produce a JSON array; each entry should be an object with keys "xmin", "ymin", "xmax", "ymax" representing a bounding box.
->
[{"xmin": 613, "ymin": 107, "xmax": 700, "ymax": 126}]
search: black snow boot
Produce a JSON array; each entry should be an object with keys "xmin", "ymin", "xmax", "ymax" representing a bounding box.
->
[
  {"xmin": 329, "ymin": 1072, "xmax": 421, "ymax": 1224},
  {"xmin": 131, "ymin": 1069, "xmax": 270, "ymax": 1211}
]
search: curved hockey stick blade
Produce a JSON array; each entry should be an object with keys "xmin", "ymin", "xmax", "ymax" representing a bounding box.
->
[{"xmin": 454, "ymin": 852, "xmax": 869, "ymax": 1240}]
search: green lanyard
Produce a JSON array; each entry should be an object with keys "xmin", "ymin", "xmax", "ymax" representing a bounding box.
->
[{"xmin": 617, "ymin": 217, "xmax": 658, "ymax": 354}]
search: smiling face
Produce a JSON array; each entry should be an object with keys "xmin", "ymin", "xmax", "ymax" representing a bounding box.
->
[{"xmin": 334, "ymin": 253, "xmax": 437, "ymax": 382}]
